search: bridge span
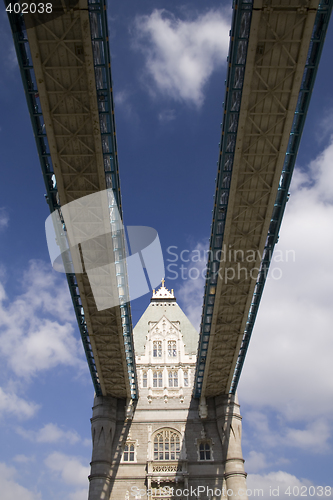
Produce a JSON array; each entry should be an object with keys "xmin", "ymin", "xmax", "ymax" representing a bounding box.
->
[
  {"xmin": 6, "ymin": 0, "xmax": 137, "ymax": 400},
  {"xmin": 194, "ymin": 0, "xmax": 332, "ymax": 399},
  {"xmin": 6, "ymin": 0, "xmax": 332, "ymax": 402},
  {"xmin": 6, "ymin": 0, "xmax": 333, "ymax": 498}
]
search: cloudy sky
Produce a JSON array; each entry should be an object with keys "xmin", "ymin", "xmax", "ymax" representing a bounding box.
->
[{"xmin": 0, "ymin": 0, "xmax": 333, "ymax": 498}]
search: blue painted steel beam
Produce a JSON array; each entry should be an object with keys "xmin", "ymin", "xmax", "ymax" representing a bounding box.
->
[
  {"xmin": 6, "ymin": 6, "xmax": 102, "ymax": 396},
  {"xmin": 194, "ymin": 0, "xmax": 253, "ymax": 399},
  {"xmin": 230, "ymin": 0, "xmax": 333, "ymax": 394},
  {"xmin": 195, "ymin": 0, "xmax": 332, "ymax": 398},
  {"xmin": 6, "ymin": 0, "xmax": 138, "ymax": 399},
  {"xmin": 87, "ymin": 0, "xmax": 137, "ymax": 399}
]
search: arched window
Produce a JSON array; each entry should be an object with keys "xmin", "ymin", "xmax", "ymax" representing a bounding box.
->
[
  {"xmin": 183, "ymin": 370, "xmax": 189, "ymax": 387},
  {"xmin": 153, "ymin": 341, "xmax": 162, "ymax": 357},
  {"xmin": 153, "ymin": 371, "xmax": 163, "ymax": 388},
  {"xmin": 142, "ymin": 371, "xmax": 147, "ymax": 388},
  {"xmin": 123, "ymin": 443, "xmax": 135, "ymax": 462},
  {"xmin": 153, "ymin": 429, "xmax": 181, "ymax": 461},
  {"xmin": 168, "ymin": 340, "xmax": 177, "ymax": 357},
  {"xmin": 168, "ymin": 370, "xmax": 178, "ymax": 387}
]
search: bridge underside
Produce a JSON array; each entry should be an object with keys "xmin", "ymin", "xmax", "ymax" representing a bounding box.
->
[
  {"xmin": 10, "ymin": 0, "xmax": 331, "ymax": 401},
  {"xmin": 22, "ymin": 0, "xmax": 135, "ymax": 398},
  {"xmin": 196, "ymin": 0, "xmax": 322, "ymax": 398}
]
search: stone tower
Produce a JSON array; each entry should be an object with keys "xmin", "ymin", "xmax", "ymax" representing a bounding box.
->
[{"xmin": 88, "ymin": 283, "xmax": 248, "ymax": 500}]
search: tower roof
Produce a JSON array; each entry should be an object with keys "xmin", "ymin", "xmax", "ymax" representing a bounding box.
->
[{"xmin": 134, "ymin": 281, "xmax": 199, "ymax": 356}]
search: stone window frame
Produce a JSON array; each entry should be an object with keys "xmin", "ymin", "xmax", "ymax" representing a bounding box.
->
[
  {"xmin": 122, "ymin": 441, "xmax": 137, "ymax": 463},
  {"xmin": 153, "ymin": 370, "xmax": 163, "ymax": 388},
  {"xmin": 196, "ymin": 439, "xmax": 214, "ymax": 461},
  {"xmin": 142, "ymin": 370, "xmax": 148, "ymax": 388},
  {"xmin": 153, "ymin": 428, "xmax": 181, "ymax": 461},
  {"xmin": 153, "ymin": 340, "xmax": 162, "ymax": 358},
  {"xmin": 183, "ymin": 369, "xmax": 189, "ymax": 387},
  {"xmin": 167, "ymin": 340, "xmax": 177, "ymax": 357},
  {"xmin": 168, "ymin": 370, "xmax": 178, "ymax": 388}
]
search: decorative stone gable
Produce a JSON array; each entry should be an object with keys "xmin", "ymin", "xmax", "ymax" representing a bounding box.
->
[
  {"xmin": 135, "ymin": 282, "xmax": 197, "ymax": 401},
  {"xmin": 149, "ymin": 316, "xmax": 180, "ymax": 339}
]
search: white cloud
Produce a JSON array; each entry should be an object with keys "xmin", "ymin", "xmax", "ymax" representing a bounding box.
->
[
  {"xmin": 45, "ymin": 452, "xmax": 89, "ymax": 487},
  {"xmin": 0, "ymin": 462, "xmax": 41, "ymax": 500},
  {"xmin": 238, "ymin": 138, "xmax": 333, "ymax": 434},
  {"xmin": 245, "ymin": 412, "xmax": 331, "ymax": 455},
  {"xmin": 0, "ymin": 260, "xmax": 85, "ymax": 378},
  {"xmin": 170, "ymin": 133, "xmax": 333, "ymax": 454},
  {"xmin": 245, "ymin": 451, "xmax": 269, "ymax": 473},
  {"xmin": 0, "ymin": 207, "xmax": 9, "ymax": 230},
  {"xmin": 133, "ymin": 9, "xmax": 230, "ymax": 106},
  {"xmin": 0, "ymin": 386, "xmax": 39, "ymax": 419},
  {"xmin": 246, "ymin": 471, "xmax": 314, "ymax": 499},
  {"xmin": 68, "ymin": 489, "xmax": 90, "ymax": 500},
  {"xmin": 83, "ymin": 438, "xmax": 92, "ymax": 447},
  {"xmin": 13, "ymin": 454, "xmax": 35, "ymax": 464},
  {"xmin": 16, "ymin": 422, "xmax": 80, "ymax": 445},
  {"xmin": 284, "ymin": 419, "xmax": 331, "ymax": 452},
  {"xmin": 244, "ymin": 411, "xmax": 282, "ymax": 450}
]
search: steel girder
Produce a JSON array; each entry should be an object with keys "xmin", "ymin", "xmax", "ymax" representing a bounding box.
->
[
  {"xmin": 7, "ymin": 0, "xmax": 137, "ymax": 399},
  {"xmin": 195, "ymin": 0, "xmax": 328, "ymax": 398}
]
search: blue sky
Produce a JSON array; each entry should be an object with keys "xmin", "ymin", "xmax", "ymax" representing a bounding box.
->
[{"xmin": 0, "ymin": 1, "xmax": 333, "ymax": 499}]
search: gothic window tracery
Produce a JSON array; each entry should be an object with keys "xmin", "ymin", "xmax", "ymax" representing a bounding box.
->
[
  {"xmin": 153, "ymin": 341, "xmax": 162, "ymax": 357},
  {"xmin": 153, "ymin": 429, "xmax": 181, "ymax": 461},
  {"xmin": 168, "ymin": 371, "xmax": 178, "ymax": 387},
  {"xmin": 167, "ymin": 340, "xmax": 177, "ymax": 357},
  {"xmin": 153, "ymin": 371, "xmax": 163, "ymax": 388},
  {"xmin": 142, "ymin": 371, "xmax": 147, "ymax": 388},
  {"xmin": 183, "ymin": 370, "xmax": 189, "ymax": 387}
]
